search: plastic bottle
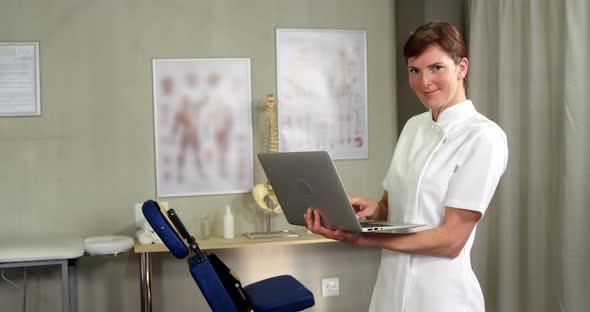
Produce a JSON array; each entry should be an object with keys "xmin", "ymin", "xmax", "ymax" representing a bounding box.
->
[
  {"xmin": 223, "ymin": 205, "xmax": 235, "ymax": 239},
  {"xmin": 201, "ymin": 215, "xmax": 210, "ymax": 240}
]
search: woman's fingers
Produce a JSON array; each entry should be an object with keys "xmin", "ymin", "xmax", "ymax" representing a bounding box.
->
[
  {"xmin": 304, "ymin": 208, "xmax": 332, "ymax": 237},
  {"xmin": 303, "ymin": 208, "xmax": 360, "ymax": 244},
  {"xmin": 304, "ymin": 208, "xmax": 319, "ymax": 227},
  {"xmin": 304, "ymin": 208, "xmax": 322, "ymax": 233},
  {"xmin": 313, "ymin": 209, "xmax": 322, "ymax": 228},
  {"xmin": 349, "ymin": 196, "xmax": 363, "ymax": 207},
  {"xmin": 306, "ymin": 208, "xmax": 360, "ymax": 243}
]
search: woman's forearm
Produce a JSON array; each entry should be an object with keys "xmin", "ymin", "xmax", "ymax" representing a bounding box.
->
[
  {"xmin": 355, "ymin": 207, "xmax": 481, "ymax": 258},
  {"xmin": 356, "ymin": 226, "xmax": 459, "ymax": 258}
]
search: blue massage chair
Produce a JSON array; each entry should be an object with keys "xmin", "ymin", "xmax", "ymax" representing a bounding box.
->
[{"xmin": 141, "ymin": 200, "xmax": 315, "ymax": 312}]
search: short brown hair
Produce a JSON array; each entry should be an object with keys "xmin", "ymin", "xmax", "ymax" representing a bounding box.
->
[{"xmin": 403, "ymin": 21, "xmax": 466, "ymax": 64}]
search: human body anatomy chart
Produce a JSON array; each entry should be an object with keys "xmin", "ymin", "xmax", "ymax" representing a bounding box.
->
[{"xmin": 152, "ymin": 58, "xmax": 253, "ymax": 197}]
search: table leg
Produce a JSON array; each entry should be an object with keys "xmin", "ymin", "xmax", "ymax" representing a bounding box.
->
[
  {"xmin": 68, "ymin": 259, "xmax": 77, "ymax": 312},
  {"xmin": 22, "ymin": 268, "xmax": 27, "ymax": 312},
  {"xmin": 1, "ymin": 259, "xmax": 79, "ymax": 312},
  {"xmin": 61, "ymin": 260, "xmax": 70, "ymax": 312},
  {"xmin": 139, "ymin": 252, "xmax": 152, "ymax": 312}
]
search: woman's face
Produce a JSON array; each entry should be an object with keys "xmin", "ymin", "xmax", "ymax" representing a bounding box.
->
[{"xmin": 407, "ymin": 44, "xmax": 468, "ymax": 113}]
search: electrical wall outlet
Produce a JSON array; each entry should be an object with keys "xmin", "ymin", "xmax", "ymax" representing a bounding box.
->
[{"xmin": 321, "ymin": 277, "xmax": 340, "ymax": 297}]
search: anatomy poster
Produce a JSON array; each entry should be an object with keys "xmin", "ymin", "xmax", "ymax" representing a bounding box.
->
[
  {"xmin": 152, "ymin": 58, "xmax": 253, "ymax": 197},
  {"xmin": 276, "ymin": 29, "xmax": 368, "ymax": 159}
]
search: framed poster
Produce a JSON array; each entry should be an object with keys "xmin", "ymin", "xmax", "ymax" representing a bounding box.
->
[
  {"xmin": 0, "ymin": 42, "xmax": 41, "ymax": 116},
  {"xmin": 152, "ymin": 58, "xmax": 253, "ymax": 197},
  {"xmin": 276, "ymin": 29, "xmax": 368, "ymax": 159}
]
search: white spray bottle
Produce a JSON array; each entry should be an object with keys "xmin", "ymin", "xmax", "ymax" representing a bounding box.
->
[{"xmin": 223, "ymin": 205, "xmax": 235, "ymax": 239}]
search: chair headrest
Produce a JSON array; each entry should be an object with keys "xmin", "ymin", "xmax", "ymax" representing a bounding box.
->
[{"xmin": 142, "ymin": 200, "xmax": 189, "ymax": 259}]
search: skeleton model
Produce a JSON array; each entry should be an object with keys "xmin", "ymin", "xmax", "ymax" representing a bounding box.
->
[{"xmin": 251, "ymin": 95, "xmax": 282, "ymax": 214}]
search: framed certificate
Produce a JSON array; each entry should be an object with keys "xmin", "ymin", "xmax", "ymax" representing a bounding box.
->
[{"xmin": 0, "ymin": 42, "xmax": 40, "ymax": 116}]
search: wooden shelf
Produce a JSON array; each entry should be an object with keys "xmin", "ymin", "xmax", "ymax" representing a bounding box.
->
[{"xmin": 133, "ymin": 230, "xmax": 335, "ymax": 253}]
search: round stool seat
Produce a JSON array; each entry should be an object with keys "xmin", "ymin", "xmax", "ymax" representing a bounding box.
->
[{"xmin": 84, "ymin": 235, "xmax": 133, "ymax": 256}]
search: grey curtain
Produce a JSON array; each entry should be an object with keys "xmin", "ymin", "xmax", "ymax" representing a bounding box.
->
[{"xmin": 467, "ymin": 0, "xmax": 589, "ymax": 311}]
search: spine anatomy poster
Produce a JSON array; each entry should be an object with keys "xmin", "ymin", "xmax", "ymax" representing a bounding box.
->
[{"xmin": 276, "ymin": 29, "xmax": 368, "ymax": 159}]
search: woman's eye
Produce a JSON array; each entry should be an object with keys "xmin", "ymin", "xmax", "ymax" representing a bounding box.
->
[
  {"xmin": 408, "ymin": 68, "xmax": 419, "ymax": 75},
  {"xmin": 433, "ymin": 65, "xmax": 444, "ymax": 71}
]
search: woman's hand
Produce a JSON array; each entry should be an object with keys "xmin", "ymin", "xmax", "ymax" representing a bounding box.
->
[
  {"xmin": 349, "ymin": 196, "xmax": 380, "ymax": 220},
  {"xmin": 304, "ymin": 208, "xmax": 361, "ymax": 245}
]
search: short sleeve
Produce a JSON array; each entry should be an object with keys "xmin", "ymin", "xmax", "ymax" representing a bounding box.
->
[
  {"xmin": 382, "ymin": 162, "xmax": 393, "ymax": 191},
  {"xmin": 443, "ymin": 126, "xmax": 508, "ymax": 215}
]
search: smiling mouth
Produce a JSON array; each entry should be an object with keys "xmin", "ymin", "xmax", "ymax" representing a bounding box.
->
[{"xmin": 423, "ymin": 90, "xmax": 439, "ymax": 97}]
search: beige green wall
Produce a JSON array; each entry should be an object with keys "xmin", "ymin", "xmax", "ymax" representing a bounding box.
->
[{"xmin": 0, "ymin": 0, "xmax": 397, "ymax": 311}]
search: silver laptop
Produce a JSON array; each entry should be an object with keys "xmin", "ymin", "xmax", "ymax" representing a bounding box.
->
[{"xmin": 258, "ymin": 151, "xmax": 423, "ymax": 233}]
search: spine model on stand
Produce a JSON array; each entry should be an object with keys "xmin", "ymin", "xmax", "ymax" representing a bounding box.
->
[
  {"xmin": 252, "ymin": 95, "xmax": 282, "ymax": 215},
  {"xmin": 265, "ymin": 95, "xmax": 279, "ymax": 153}
]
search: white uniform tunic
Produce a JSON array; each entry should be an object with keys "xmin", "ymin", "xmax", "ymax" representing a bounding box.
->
[{"xmin": 369, "ymin": 100, "xmax": 508, "ymax": 312}]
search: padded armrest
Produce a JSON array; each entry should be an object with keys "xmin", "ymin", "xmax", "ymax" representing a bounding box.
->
[{"xmin": 142, "ymin": 200, "xmax": 189, "ymax": 259}]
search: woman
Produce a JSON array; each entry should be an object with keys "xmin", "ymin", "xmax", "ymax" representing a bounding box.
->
[{"xmin": 304, "ymin": 22, "xmax": 508, "ymax": 312}]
